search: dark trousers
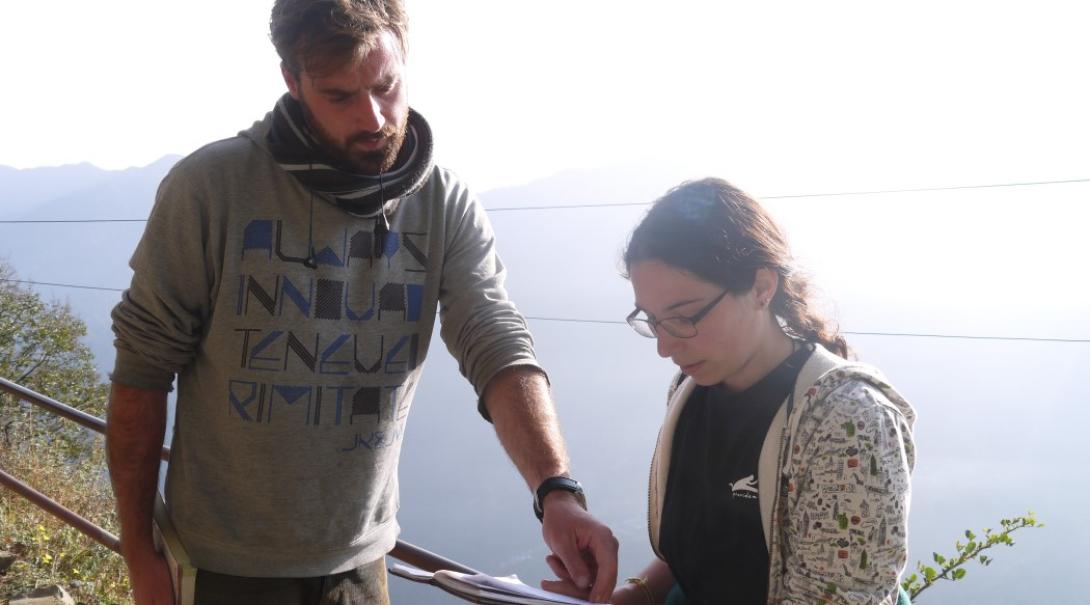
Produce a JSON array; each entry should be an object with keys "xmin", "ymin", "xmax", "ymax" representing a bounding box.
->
[{"xmin": 194, "ymin": 557, "xmax": 390, "ymax": 605}]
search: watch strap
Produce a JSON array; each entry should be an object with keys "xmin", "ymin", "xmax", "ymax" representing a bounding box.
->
[{"xmin": 533, "ymin": 476, "xmax": 587, "ymax": 522}]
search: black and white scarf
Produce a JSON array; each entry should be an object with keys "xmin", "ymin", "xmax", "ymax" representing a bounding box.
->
[{"xmin": 265, "ymin": 93, "xmax": 434, "ymax": 219}]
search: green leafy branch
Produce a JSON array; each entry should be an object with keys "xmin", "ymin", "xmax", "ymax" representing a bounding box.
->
[{"xmin": 902, "ymin": 512, "xmax": 1043, "ymax": 601}]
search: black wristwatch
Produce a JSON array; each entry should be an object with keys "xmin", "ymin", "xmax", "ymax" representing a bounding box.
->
[{"xmin": 533, "ymin": 476, "xmax": 587, "ymax": 522}]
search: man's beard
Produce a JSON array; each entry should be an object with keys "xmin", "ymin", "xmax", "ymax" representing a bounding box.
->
[{"xmin": 300, "ymin": 98, "xmax": 407, "ymax": 175}]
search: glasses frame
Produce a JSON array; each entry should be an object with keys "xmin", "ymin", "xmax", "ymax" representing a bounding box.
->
[{"xmin": 626, "ymin": 288, "xmax": 731, "ymax": 339}]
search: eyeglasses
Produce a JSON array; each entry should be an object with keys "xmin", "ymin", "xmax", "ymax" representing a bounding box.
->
[{"xmin": 626, "ymin": 289, "xmax": 730, "ymax": 339}]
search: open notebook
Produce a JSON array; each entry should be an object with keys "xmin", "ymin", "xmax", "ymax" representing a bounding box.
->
[
  {"xmin": 152, "ymin": 492, "xmax": 196, "ymax": 605},
  {"xmin": 390, "ymin": 562, "xmax": 594, "ymax": 605}
]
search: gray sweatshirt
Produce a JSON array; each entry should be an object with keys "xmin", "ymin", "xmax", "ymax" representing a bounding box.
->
[{"xmin": 111, "ymin": 113, "xmax": 539, "ymax": 577}]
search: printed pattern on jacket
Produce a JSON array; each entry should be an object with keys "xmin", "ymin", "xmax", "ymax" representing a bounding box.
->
[{"xmin": 769, "ymin": 368, "xmax": 915, "ymax": 605}]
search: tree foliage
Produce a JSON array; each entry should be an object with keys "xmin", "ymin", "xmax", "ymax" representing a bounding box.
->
[
  {"xmin": 0, "ymin": 259, "xmax": 109, "ymax": 458},
  {"xmin": 901, "ymin": 512, "xmax": 1043, "ymax": 601},
  {"xmin": 0, "ymin": 259, "xmax": 129, "ymax": 603}
]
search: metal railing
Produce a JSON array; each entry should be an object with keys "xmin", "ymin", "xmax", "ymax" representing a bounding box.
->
[
  {"xmin": 0, "ymin": 466, "xmax": 122, "ymax": 553},
  {"xmin": 0, "ymin": 376, "xmax": 479, "ymax": 575}
]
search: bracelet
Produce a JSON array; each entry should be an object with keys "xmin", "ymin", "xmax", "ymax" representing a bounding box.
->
[{"xmin": 625, "ymin": 576, "xmax": 655, "ymax": 605}]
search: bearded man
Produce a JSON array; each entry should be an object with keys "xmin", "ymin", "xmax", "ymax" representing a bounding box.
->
[{"xmin": 105, "ymin": 1, "xmax": 618, "ymax": 604}]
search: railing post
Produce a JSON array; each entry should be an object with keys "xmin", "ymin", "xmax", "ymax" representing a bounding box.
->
[{"xmin": 0, "ymin": 376, "xmax": 170, "ymax": 461}]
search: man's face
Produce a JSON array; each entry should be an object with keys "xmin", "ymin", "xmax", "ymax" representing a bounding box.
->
[{"xmin": 282, "ymin": 30, "xmax": 408, "ymax": 174}]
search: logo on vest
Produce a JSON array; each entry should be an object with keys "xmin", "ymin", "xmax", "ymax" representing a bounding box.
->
[{"xmin": 730, "ymin": 474, "xmax": 759, "ymax": 500}]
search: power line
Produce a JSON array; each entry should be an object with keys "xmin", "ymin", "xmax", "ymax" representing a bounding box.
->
[
  {"xmin": 484, "ymin": 176, "xmax": 1090, "ymax": 212},
  {"xmin": 488, "ymin": 201, "xmax": 649, "ymax": 212},
  {"xmin": 521, "ymin": 316, "xmax": 1089, "ymax": 343},
  {"xmin": 523, "ymin": 316, "xmax": 622, "ymax": 325},
  {"xmin": 762, "ymin": 177, "xmax": 1090, "ymax": 199},
  {"xmin": 0, "ymin": 278, "xmax": 124, "ymax": 293},
  {"xmin": 0, "ymin": 219, "xmax": 146, "ymax": 224},
  {"xmin": 1, "ymin": 176, "xmax": 1088, "ymax": 222},
  {"xmin": 842, "ymin": 330, "xmax": 1090, "ymax": 344},
  {"xmin": 4, "ymin": 279, "xmax": 1087, "ymax": 344}
]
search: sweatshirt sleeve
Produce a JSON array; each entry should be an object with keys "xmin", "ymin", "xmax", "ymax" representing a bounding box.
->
[
  {"xmin": 434, "ymin": 172, "xmax": 542, "ymax": 418},
  {"xmin": 780, "ymin": 381, "xmax": 914, "ymax": 604},
  {"xmin": 110, "ymin": 161, "xmax": 217, "ymax": 391}
]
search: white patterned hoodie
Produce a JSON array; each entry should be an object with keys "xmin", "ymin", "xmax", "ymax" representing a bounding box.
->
[{"xmin": 648, "ymin": 344, "xmax": 916, "ymax": 604}]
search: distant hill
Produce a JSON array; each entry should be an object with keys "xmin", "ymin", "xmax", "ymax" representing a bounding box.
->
[
  {"xmin": 1, "ymin": 160, "xmax": 1086, "ymax": 604},
  {"xmin": 0, "ymin": 156, "xmax": 181, "ymax": 367},
  {"xmin": 476, "ymin": 164, "xmax": 722, "ymax": 324},
  {"xmin": 0, "ymin": 160, "xmax": 684, "ymax": 369},
  {"xmin": 0, "ymin": 162, "xmax": 114, "ymax": 219},
  {"xmin": 479, "ymin": 163, "xmax": 697, "ymax": 210},
  {"xmin": 12, "ymin": 156, "xmax": 181, "ymax": 221}
]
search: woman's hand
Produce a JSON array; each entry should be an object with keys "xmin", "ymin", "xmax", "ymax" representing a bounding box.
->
[{"xmin": 609, "ymin": 581, "xmax": 654, "ymax": 605}]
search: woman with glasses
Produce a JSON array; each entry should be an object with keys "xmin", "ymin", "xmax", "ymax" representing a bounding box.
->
[{"xmin": 549, "ymin": 178, "xmax": 915, "ymax": 605}]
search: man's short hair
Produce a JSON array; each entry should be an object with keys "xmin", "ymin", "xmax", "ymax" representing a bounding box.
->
[{"xmin": 270, "ymin": 0, "xmax": 408, "ymax": 76}]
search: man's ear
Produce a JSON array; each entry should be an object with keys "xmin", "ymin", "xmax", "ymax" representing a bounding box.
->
[
  {"xmin": 281, "ymin": 62, "xmax": 302, "ymax": 100},
  {"xmin": 753, "ymin": 267, "xmax": 780, "ymax": 308}
]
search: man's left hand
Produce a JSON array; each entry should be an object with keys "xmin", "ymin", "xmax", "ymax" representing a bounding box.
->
[{"xmin": 538, "ymin": 491, "xmax": 618, "ymax": 603}]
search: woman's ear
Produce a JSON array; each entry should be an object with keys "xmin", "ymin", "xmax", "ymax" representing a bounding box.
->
[{"xmin": 753, "ymin": 267, "xmax": 780, "ymax": 308}]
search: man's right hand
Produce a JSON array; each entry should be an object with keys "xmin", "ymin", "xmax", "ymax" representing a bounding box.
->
[
  {"xmin": 107, "ymin": 382, "xmax": 173, "ymax": 605},
  {"xmin": 125, "ymin": 548, "xmax": 175, "ymax": 605}
]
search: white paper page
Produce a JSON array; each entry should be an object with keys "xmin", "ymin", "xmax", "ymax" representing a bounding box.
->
[{"xmin": 436, "ymin": 571, "xmax": 595, "ymax": 605}]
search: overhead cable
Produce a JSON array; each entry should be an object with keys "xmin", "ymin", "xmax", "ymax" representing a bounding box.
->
[
  {"xmin": 484, "ymin": 176, "xmax": 1090, "ymax": 212},
  {"xmin": 3, "ymin": 285, "xmax": 1087, "ymax": 344},
  {"xmin": 0, "ymin": 278, "xmax": 124, "ymax": 293},
  {"xmin": 1, "ymin": 177, "xmax": 1087, "ymax": 222},
  {"xmin": 519, "ymin": 316, "xmax": 1089, "ymax": 343}
]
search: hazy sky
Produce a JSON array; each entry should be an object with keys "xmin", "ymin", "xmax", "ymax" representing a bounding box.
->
[{"xmin": 3, "ymin": 1, "xmax": 1089, "ymax": 193}]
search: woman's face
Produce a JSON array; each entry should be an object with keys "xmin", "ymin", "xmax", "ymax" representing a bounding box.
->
[{"xmin": 629, "ymin": 259, "xmax": 771, "ymax": 389}]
